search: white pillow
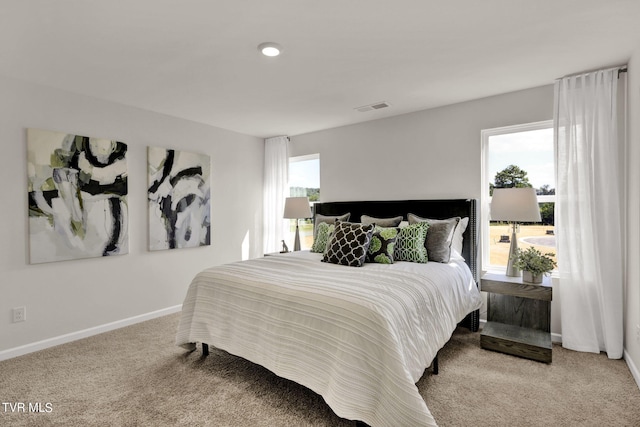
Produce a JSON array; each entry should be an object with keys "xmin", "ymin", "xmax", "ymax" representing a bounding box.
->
[{"xmin": 450, "ymin": 217, "xmax": 469, "ymax": 261}]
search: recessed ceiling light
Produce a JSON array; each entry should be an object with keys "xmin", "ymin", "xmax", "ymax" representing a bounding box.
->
[{"xmin": 258, "ymin": 42, "xmax": 282, "ymax": 57}]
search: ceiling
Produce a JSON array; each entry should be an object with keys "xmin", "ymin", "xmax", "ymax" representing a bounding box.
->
[{"xmin": 2, "ymin": 1, "xmax": 640, "ymax": 138}]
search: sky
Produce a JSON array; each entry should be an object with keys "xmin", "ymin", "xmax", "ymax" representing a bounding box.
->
[
  {"xmin": 289, "ymin": 157, "xmax": 320, "ymax": 188},
  {"xmin": 488, "ymin": 127, "xmax": 555, "ymax": 190}
]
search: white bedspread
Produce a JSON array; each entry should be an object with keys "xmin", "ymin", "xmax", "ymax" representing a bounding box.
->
[{"xmin": 175, "ymin": 251, "xmax": 482, "ymax": 427}]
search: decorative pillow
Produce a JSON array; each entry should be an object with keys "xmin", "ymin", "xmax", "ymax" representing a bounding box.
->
[
  {"xmin": 408, "ymin": 214, "xmax": 461, "ymax": 263},
  {"xmin": 360, "ymin": 215, "xmax": 403, "ymax": 227},
  {"xmin": 394, "ymin": 221, "xmax": 429, "ymax": 263},
  {"xmin": 322, "ymin": 221, "xmax": 375, "ymax": 267},
  {"xmin": 314, "ymin": 213, "xmax": 350, "ymax": 238},
  {"xmin": 311, "ymin": 222, "xmax": 335, "ymax": 253},
  {"xmin": 450, "ymin": 217, "xmax": 469, "ymax": 260},
  {"xmin": 366, "ymin": 226, "xmax": 399, "ymax": 264}
]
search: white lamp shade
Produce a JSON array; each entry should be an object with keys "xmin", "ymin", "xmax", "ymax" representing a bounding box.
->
[
  {"xmin": 490, "ymin": 187, "xmax": 541, "ymax": 222},
  {"xmin": 283, "ymin": 197, "xmax": 312, "ymax": 219}
]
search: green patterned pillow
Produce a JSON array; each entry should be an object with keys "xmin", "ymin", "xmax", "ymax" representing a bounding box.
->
[
  {"xmin": 311, "ymin": 222, "xmax": 335, "ymax": 253},
  {"xmin": 366, "ymin": 226, "xmax": 399, "ymax": 264},
  {"xmin": 394, "ymin": 221, "xmax": 429, "ymax": 263},
  {"xmin": 314, "ymin": 213, "xmax": 350, "ymax": 238}
]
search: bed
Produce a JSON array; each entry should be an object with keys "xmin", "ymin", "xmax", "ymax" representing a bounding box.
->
[{"xmin": 176, "ymin": 199, "xmax": 482, "ymax": 427}]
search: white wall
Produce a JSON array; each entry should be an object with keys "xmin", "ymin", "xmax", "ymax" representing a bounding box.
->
[
  {"xmin": 625, "ymin": 48, "xmax": 640, "ymax": 384},
  {"xmin": 290, "ymin": 85, "xmax": 560, "ymax": 334},
  {"xmin": 0, "ymin": 76, "xmax": 264, "ymax": 355},
  {"xmin": 290, "ymin": 85, "xmax": 553, "ymax": 202}
]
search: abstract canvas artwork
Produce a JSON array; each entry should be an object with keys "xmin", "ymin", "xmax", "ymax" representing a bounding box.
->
[
  {"xmin": 147, "ymin": 147, "xmax": 211, "ymax": 251},
  {"xmin": 27, "ymin": 129, "xmax": 129, "ymax": 264}
]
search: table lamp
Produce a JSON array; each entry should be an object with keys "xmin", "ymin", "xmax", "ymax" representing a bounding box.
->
[
  {"xmin": 283, "ymin": 197, "xmax": 312, "ymax": 251},
  {"xmin": 490, "ymin": 187, "xmax": 541, "ymax": 277}
]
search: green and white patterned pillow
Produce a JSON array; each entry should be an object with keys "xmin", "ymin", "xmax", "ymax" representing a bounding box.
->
[
  {"xmin": 366, "ymin": 226, "xmax": 399, "ymax": 264},
  {"xmin": 314, "ymin": 213, "xmax": 350, "ymax": 238},
  {"xmin": 311, "ymin": 222, "xmax": 335, "ymax": 253},
  {"xmin": 322, "ymin": 221, "xmax": 375, "ymax": 267},
  {"xmin": 394, "ymin": 221, "xmax": 429, "ymax": 263}
]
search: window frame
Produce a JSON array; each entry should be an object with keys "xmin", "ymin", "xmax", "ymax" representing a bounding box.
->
[
  {"xmin": 287, "ymin": 153, "xmax": 320, "ymax": 250},
  {"xmin": 481, "ymin": 119, "xmax": 555, "ymax": 272}
]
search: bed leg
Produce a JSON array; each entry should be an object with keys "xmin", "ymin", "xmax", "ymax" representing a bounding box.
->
[
  {"xmin": 465, "ymin": 309, "xmax": 480, "ymax": 332},
  {"xmin": 202, "ymin": 343, "xmax": 209, "ymax": 357},
  {"xmin": 473, "ymin": 309, "xmax": 480, "ymax": 332},
  {"xmin": 433, "ymin": 354, "xmax": 439, "ymax": 375}
]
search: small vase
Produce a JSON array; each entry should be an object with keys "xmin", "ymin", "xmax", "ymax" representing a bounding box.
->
[{"xmin": 523, "ymin": 270, "xmax": 543, "ymax": 284}]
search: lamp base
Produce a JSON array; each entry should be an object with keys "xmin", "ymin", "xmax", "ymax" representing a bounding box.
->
[
  {"xmin": 293, "ymin": 223, "xmax": 301, "ymax": 251},
  {"xmin": 505, "ymin": 226, "xmax": 521, "ymax": 277}
]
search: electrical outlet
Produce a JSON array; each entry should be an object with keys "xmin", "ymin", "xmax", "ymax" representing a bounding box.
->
[
  {"xmin": 636, "ymin": 324, "xmax": 640, "ymax": 342},
  {"xmin": 12, "ymin": 306, "xmax": 26, "ymax": 323}
]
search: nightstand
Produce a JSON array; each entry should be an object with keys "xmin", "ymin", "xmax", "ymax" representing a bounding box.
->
[{"xmin": 480, "ymin": 272, "xmax": 553, "ymax": 363}]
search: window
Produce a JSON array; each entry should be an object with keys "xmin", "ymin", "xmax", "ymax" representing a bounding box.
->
[
  {"xmin": 286, "ymin": 154, "xmax": 320, "ymax": 250},
  {"xmin": 481, "ymin": 121, "xmax": 556, "ymax": 272}
]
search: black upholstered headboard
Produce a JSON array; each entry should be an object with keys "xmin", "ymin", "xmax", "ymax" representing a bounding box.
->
[{"xmin": 313, "ymin": 199, "xmax": 478, "ymax": 281}]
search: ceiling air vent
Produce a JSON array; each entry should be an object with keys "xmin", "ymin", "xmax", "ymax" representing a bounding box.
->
[{"xmin": 355, "ymin": 101, "xmax": 391, "ymax": 113}]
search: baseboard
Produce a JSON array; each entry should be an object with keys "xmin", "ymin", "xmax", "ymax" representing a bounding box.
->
[
  {"xmin": 0, "ymin": 305, "xmax": 182, "ymax": 362},
  {"xmin": 624, "ymin": 348, "xmax": 640, "ymax": 391}
]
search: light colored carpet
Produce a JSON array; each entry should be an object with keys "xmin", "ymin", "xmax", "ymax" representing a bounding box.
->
[{"xmin": 1, "ymin": 313, "xmax": 639, "ymax": 426}]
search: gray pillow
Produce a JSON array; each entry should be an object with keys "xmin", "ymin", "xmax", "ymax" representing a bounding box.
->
[
  {"xmin": 360, "ymin": 215, "xmax": 403, "ymax": 227},
  {"xmin": 314, "ymin": 213, "xmax": 350, "ymax": 238},
  {"xmin": 408, "ymin": 214, "xmax": 461, "ymax": 263}
]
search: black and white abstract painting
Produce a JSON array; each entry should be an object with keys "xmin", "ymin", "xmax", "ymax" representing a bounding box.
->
[
  {"xmin": 27, "ymin": 129, "xmax": 129, "ymax": 264},
  {"xmin": 147, "ymin": 147, "xmax": 211, "ymax": 251}
]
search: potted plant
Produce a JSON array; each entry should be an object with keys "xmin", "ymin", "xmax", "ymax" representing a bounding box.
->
[{"xmin": 511, "ymin": 247, "xmax": 557, "ymax": 284}]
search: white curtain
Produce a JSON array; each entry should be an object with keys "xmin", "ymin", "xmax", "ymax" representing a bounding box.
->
[
  {"xmin": 263, "ymin": 136, "xmax": 289, "ymax": 254},
  {"xmin": 554, "ymin": 67, "xmax": 624, "ymax": 359}
]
